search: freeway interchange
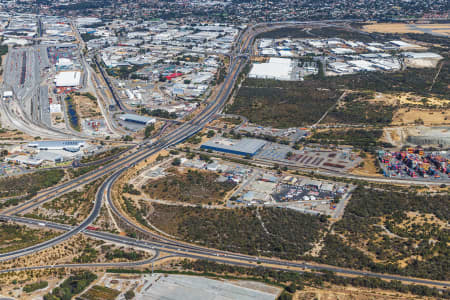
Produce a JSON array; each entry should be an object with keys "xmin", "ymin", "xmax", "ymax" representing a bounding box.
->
[{"xmin": 0, "ymin": 22, "xmax": 449, "ymax": 291}]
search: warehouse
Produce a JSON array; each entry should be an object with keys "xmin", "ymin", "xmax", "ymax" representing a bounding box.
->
[
  {"xmin": 55, "ymin": 71, "xmax": 81, "ymax": 87},
  {"xmin": 119, "ymin": 113, "xmax": 156, "ymax": 125},
  {"xmin": 200, "ymin": 138, "xmax": 267, "ymax": 157},
  {"xmin": 28, "ymin": 140, "xmax": 86, "ymax": 151},
  {"xmin": 249, "ymin": 57, "xmax": 293, "ymax": 80}
]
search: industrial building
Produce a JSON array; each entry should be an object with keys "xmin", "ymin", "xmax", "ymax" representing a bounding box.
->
[
  {"xmin": 118, "ymin": 113, "xmax": 156, "ymax": 125},
  {"xmin": 200, "ymin": 138, "xmax": 267, "ymax": 157},
  {"xmin": 28, "ymin": 140, "xmax": 86, "ymax": 151},
  {"xmin": 54, "ymin": 71, "xmax": 81, "ymax": 87},
  {"xmin": 249, "ymin": 57, "xmax": 293, "ymax": 81}
]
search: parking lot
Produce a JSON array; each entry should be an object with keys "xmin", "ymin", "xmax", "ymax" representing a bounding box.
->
[{"xmin": 256, "ymin": 143, "xmax": 362, "ymax": 172}]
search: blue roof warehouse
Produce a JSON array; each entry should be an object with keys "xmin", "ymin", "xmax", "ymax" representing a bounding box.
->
[{"xmin": 200, "ymin": 138, "xmax": 267, "ymax": 157}]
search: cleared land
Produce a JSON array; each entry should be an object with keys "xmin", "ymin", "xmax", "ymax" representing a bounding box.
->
[
  {"xmin": 295, "ymin": 285, "xmax": 436, "ymax": 300},
  {"xmin": 363, "ymin": 23, "xmax": 423, "ymax": 34},
  {"xmin": 392, "ymin": 108, "xmax": 450, "ymax": 125},
  {"xmin": 142, "ymin": 169, "xmax": 236, "ymax": 205},
  {"xmin": 73, "ymin": 92, "xmax": 101, "ymax": 119},
  {"xmin": 363, "ymin": 23, "xmax": 450, "ymax": 37},
  {"xmin": 80, "ymin": 285, "xmax": 120, "ymax": 300}
]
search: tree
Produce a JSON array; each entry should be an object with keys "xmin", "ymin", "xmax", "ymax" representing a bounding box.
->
[
  {"xmin": 207, "ymin": 130, "xmax": 215, "ymax": 138},
  {"xmin": 286, "ymin": 282, "xmax": 297, "ymax": 293},
  {"xmin": 144, "ymin": 123, "xmax": 155, "ymax": 138},
  {"xmin": 125, "ymin": 289, "xmax": 135, "ymax": 300},
  {"xmin": 172, "ymin": 158, "xmax": 181, "ymax": 166}
]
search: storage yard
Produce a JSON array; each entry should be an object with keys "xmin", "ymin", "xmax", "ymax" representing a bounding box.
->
[
  {"xmin": 378, "ymin": 148, "xmax": 450, "ymax": 181},
  {"xmin": 256, "ymin": 143, "xmax": 362, "ymax": 172}
]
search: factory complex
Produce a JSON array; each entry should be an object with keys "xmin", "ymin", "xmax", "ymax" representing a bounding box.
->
[
  {"xmin": 201, "ymin": 138, "xmax": 267, "ymax": 157},
  {"xmin": 252, "ymin": 36, "xmax": 443, "ymax": 80}
]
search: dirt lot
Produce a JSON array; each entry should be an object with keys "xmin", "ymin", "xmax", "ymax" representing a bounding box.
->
[
  {"xmin": 372, "ymin": 92, "xmax": 450, "ymax": 108},
  {"xmin": 74, "ymin": 94, "xmax": 101, "ymax": 119},
  {"xmin": 362, "ymin": 23, "xmax": 422, "ymax": 34},
  {"xmin": 392, "ymin": 108, "xmax": 450, "ymax": 125},
  {"xmin": 351, "ymin": 154, "xmax": 382, "ymax": 177},
  {"xmin": 295, "ymin": 285, "xmax": 436, "ymax": 300},
  {"xmin": 363, "ymin": 23, "xmax": 450, "ymax": 37}
]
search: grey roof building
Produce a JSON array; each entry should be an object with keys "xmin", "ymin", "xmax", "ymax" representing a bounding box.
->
[{"xmin": 201, "ymin": 138, "xmax": 267, "ymax": 157}]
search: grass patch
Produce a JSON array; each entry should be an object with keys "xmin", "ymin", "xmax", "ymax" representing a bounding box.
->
[
  {"xmin": 44, "ymin": 271, "xmax": 97, "ymax": 300},
  {"xmin": 23, "ymin": 281, "xmax": 48, "ymax": 293},
  {"xmin": 0, "ymin": 224, "xmax": 58, "ymax": 254},
  {"xmin": 0, "ymin": 169, "xmax": 64, "ymax": 200},
  {"xmin": 80, "ymin": 285, "xmax": 120, "ymax": 300},
  {"xmin": 308, "ymin": 129, "xmax": 385, "ymax": 151},
  {"xmin": 24, "ymin": 177, "xmax": 103, "ymax": 225}
]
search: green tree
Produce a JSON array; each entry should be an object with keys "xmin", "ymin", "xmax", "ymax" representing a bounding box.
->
[{"xmin": 144, "ymin": 123, "xmax": 155, "ymax": 138}]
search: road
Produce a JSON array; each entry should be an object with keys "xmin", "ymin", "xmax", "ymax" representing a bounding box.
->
[
  {"xmin": 2, "ymin": 215, "xmax": 449, "ymax": 289},
  {"xmin": 0, "ymin": 21, "xmax": 448, "ymax": 290}
]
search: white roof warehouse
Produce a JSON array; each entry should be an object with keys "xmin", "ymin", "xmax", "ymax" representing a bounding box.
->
[
  {"xmin": 55, "ymin": 71, "xmax": 81, "ymax": 87},
  {"xmin": 249, "ymin": 57, "xmax": 293, "ymax": 81}
]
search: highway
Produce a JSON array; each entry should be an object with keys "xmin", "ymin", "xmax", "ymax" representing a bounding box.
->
[
  {"xmin": 2, "ymin": 215, "xmax": 449, "ymax": 289},
  {"xmin": 0, "ymin": 22, "xmax": 448, "ymax": 290}
]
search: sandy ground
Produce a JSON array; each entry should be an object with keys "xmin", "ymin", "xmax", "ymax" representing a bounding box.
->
[
  {"xmin": 363, "ymin": 23, "xmax": 450, "ymax": 36},
  {"xmin": 370, "ymin": 92, "xmax": 450, "ymax": 107},
  {"xmin": 351, "ymin": 154, "xmax": 382, "ymax": 177},
  {"xmin": 415, "ymin": 24, "xmax": 450, "ymax": 29},
  {"xmin": 295, "ymin": 285, "xmax": 436, "ymax": 300},
  {"xmin": 362, "ymin": 23, "xmax": 422, "ymax": 34},
  {"xmin": 392, "ymin": 108, "xmax": 450, "ymax": 126},
  {"xmin": 74, "ymin": 94, "xmax": 101, "ymax": 119}
]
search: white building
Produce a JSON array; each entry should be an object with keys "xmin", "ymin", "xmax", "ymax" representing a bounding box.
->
[
  {"xmin": 249, "ymin": 57, "xmax": 293, "ymax": 81},
  {"xmin": 55, "ymin": 71, "xmax": 81, "ymax": 87}
]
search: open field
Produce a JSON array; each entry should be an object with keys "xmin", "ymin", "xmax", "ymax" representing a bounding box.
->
[
  {"xmin": 0, "ymin": 169, "xmax": 65, "ymax": 201},
  {"xmin": 73, "ymin": 93, "xmax": 102, "ymax": 119},
  {"xmin": 0, "ymin": 223, "xmax": 58, "ymax": 254},
  {"xmin": 363, "ymin": 23, "xmax": 424, "ymax": 34},
  {"xmin": 392, "ymin": 108, "xmax": 450, "ymax": 125},
  {"xmin": 295, "ymin": 285, "xmax": 437, "ymax": 300},
  {"xmin": 363, "ymin": 23, "xmax": 450, "ymax": 36},
  {"xmin": 80, "ymin": 285, "xmax": 120, "ymax": 300}
]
